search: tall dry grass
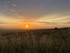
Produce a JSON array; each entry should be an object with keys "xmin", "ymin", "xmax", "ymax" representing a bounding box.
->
[{"xmin": 0, "ymin": 28, "xmax": 70, "ymax": 53}]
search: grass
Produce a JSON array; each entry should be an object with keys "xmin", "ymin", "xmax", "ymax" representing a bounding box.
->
[{"xmin": 0, "ymin": 28, "xmax": 70, "ymax": 53}]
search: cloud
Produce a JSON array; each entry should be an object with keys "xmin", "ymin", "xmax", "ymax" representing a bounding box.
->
[
  {"xmin": 36, "ymin": 14, "xmax": 70, "ymax": 25},
  {"xmin": 0, "ymin": 15, "xmax": 24, "ymax": 24}
]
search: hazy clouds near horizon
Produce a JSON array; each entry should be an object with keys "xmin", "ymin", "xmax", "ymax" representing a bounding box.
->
[{"xmin": 0, "ymin": 0, "xmax": 70, "ymax": 29}]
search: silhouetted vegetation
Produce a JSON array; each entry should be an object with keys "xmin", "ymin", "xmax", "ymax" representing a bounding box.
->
[{"xmin": 0, "ymin": 28, "xmax": 70, "ymax": 53}]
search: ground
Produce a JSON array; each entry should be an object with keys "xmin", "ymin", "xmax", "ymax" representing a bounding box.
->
[{"xmin": 0, "ymin": 28, "xmax": 70, "ymax": 53}]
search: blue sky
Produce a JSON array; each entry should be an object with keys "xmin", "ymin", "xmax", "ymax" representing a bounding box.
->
[{"xmin": 0, "ymin": 0, "xmax": 70, "ymax": 29}]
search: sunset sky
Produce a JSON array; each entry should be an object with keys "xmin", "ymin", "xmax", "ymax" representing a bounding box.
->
[{"xmin": 0, "ymin": 0, "xmax": 70, "ymax": 29}]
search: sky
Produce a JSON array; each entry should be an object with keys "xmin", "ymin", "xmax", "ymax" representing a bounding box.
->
[{"xmin": 0, "ymin": 0, "xmax": 70, "ymax": 29}]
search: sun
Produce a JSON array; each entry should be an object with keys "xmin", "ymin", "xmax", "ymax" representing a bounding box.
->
[{"xmin": 25, "ymin": 24, "xmax": 29, "ymax": 28}]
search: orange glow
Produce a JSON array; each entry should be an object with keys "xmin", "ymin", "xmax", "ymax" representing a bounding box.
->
[{"xmin": 25, "ymin": 24, "xmax": 29, "ymax": 28}]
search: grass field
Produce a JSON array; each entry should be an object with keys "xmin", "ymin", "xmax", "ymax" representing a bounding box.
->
[{"xmin": 0, "ymin": 28, "xmax": 70, "ymax": 53}]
